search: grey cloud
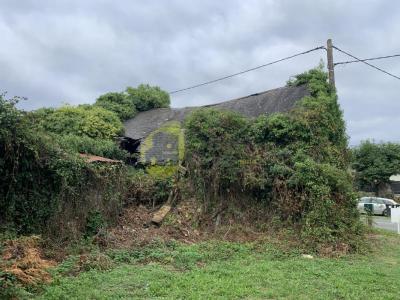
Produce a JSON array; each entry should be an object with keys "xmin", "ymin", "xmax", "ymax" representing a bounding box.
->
[{"xmin": 0, "ymin": 0, "xmax": 399, "ymax": 145}]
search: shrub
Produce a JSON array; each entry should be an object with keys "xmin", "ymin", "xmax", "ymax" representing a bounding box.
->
[
  {"xmin": 29, "ymin": 105, "xmax": 123, "ymax": 139},
  {"xmin": 125, "ymin": 168, "xmax": 174, "ymax": 207},
  {"xmin": 57, "ymin": 134, "xmax": 128, "ymax": 160},
  {"xmin": 0, "ymin": 96, "xmax": 126, "ymax": 238},
  {"xmin": 126, "ymin": 84, "xmax": 170, "ymax": 112},
  {"xmin": 185, "ymin": 109, "xmax": 249, "ymax": 207},
  {"xmin": 85, "ymin": 211, "xmax": 107, "ymax": 237},
  {"xmin": 184, "ymin": 67, "xmax": 362, "ymax": 249},
  {"xmin": 94, "ymin": 92, "xmax": 137, "ymax": 121}
]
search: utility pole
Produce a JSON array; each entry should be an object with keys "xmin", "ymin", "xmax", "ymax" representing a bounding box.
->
[{"xmin": 327, "ymin": 39, "xmax": 335, "ymax": 88}]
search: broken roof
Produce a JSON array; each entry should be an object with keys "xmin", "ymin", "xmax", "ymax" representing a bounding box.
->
[{"xmin": 124, "ymin": 84, "xmax": 309, "ymax": 140}]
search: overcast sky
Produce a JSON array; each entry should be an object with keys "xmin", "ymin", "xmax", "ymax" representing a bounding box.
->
[{"xmin": 1, "ymin": 0, "xmax": 399, "ymax": 145}]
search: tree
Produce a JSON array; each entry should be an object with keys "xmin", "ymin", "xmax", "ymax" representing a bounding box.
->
[
  {"xmin": 94, "ymin": 92, "xmax": 137, "ymax": 121},
  {"xmin": 126, "ymin": 84, "xmax": 170, "ymax": 112},
  {"xmin": 353, "ymin": 141, "xmax": 400, "ymax": 196}
]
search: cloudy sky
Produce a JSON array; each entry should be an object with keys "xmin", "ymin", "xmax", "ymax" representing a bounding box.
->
[{"xmin": 1, "ymin": 0, "xmax": 399, "ymax": 145}]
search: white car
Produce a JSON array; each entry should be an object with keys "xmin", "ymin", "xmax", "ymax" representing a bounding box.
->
[{"xmin": 357, "ymin": 197, "xmax": 397, "ymax": 216}]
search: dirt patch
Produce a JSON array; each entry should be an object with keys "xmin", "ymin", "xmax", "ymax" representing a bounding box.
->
[
  {"xmin": 102, "ymin": 201, "xmax": 202, "ymax": 249},
  {"xmin": 1, "ymin": 236, "xmax": 56, "ymax": 285},
  {"xmin": 101, "ymin": 200, "xmax": 275, "ymax": 249}
]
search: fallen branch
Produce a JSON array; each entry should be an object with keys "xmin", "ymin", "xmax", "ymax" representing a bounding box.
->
[{"xmin": 151, "ymin": 188, "xmax": 178, "ymax": 226}]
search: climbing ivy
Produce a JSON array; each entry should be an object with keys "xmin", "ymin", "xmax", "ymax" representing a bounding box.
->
[
  {"xmin": 0, "ymin": 95, "xmax": 126, "ymax": 238},
  {"xmin": 184, "ymin": 67, "xmax": 363, "ymax": 249}
]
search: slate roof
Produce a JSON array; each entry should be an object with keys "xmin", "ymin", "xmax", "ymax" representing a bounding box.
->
[
  {"xmin": 124, "ymin": 107, "xmax": 193, "ymax": 140},
  {"xmin": 123, "ymin": 84, "xmax": 309, "ymax": 164},
  {"xmin": 124, "ymin": 84, "xmax": 309, "ymax": 141}
]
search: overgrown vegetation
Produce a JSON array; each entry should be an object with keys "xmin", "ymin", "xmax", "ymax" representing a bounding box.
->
[
  {"xmin": 95, "ymin": 84, "xmax": 170, "ymax": 121},
  {"xmin": 0, "ymin": 82, "xmax": 172, "ymax": 238},
  {"xmin": 2, "ymin": 69, "xmax": 378, "ymax": 298},
  {"xmin": 94, "ymin": 92, "xmax": 137, "ymax": 121},
  {"xmin": 56, "ymin": 134, "xmax": 128, "ymax": 160},
  {"xmin": 352, "ymin": 140, "xmax": 400, "ymax": 197},
  {"xmin": 185, "ymin": 67, "xmax": 362, "ymax": 249},
  {"xmin": 29, "ymin": 105, "xmax": 123, "ymax": 139},
  {"xmin": 0, "ymin": 94, "xmax": 125, "ymax": 236},
  {"xmin": 125, "ymin": 84, "xmax": 170, "ymax": 112},
  {"xmin": 124, "ymin": 169, "xmax": 174, "ymax": 207}
]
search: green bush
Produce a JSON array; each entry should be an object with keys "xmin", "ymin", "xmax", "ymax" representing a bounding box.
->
[
  {"xmin": 0, "ymin": 95, "xmax": 126, "ymax": 237},
  {"xmin": 57, "ymin": 134, "xmax": 128, "ymax": 160},
  {"xmin": 94, "ymin": 92, "xmax": 137, "ymax": 121},
  {"xmin": 185, "ymin": 109, "xmax": 249, "ymax": 206},
  {"xmin": 94, "ymin": 84, "xmax": 170, "ymax": 121},
  {"xmin": 184, "ymin": 67, "xmax": 362, "ymax": 249},
  {"xmin": 0, "ymin": 81, "xmax": 172, "ymax": 238},
  {"xmin": 1, "ymin": 95, "xmax": 58, "ymax": 232},
  {"xmin": 124, "ymin": 168, "xmax": 174, "ymax": 207},
  {"xmin": 29, "ymin": 105, "xmax": 123, "ymax": 139},
  {"xmin": 85, "ymin": 211, "xmax": 107, "ymax": 237},
  {"xmin": 126, "ymin": 84, "xmax": 170, "ymax": 112}
]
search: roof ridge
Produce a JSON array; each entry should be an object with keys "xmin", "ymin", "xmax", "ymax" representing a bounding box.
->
[
  {"xmin": 176, "ymin": 85, "xmax": 302, "ymax": 109},
  {"xmin": 205, "ymin": 85, "xmax": 293, "ymax": 107}
]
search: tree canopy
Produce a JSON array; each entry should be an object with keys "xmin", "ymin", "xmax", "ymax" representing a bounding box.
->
[
  {"xmin": 94, "ymin": 92, "xmax": 137, "ymax": 121},
  {"xmin": 126, "ymin": 84, "xmax": 170, "ymax": 112},
  {"xmin": 94, "ymin": 84, "xmax": 170, "ymax": 121},
  {"xmin": 352, "ymin": 140, "xmax": 400, "ymax": 195}
]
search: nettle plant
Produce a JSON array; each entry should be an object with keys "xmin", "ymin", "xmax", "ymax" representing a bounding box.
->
[{"xmin": 184, "ymin": 67, "xmax": 363, "ymax": 249}]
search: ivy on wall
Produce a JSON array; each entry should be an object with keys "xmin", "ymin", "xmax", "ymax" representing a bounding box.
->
[{"xmin": 184, "ymin": 67, "xmax": 363, "ymax": 249}]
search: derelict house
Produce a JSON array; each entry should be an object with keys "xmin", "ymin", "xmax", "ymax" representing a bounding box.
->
[{"xmin": 122, "ymin": 84, "xmax": 309, "ymax": 165}]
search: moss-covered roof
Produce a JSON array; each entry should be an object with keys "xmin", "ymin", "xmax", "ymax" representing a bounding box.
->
[{"xmin": 123, "ymin": 84, "xmax": 309, "ymax": 164}]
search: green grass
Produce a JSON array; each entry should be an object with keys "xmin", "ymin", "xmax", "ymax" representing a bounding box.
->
[{"xmin": 36, "ymin": 232, "xmax": 400, "ymax": 299}]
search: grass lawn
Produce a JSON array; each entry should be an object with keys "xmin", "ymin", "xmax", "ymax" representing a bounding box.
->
[{"xmin": 36, "ymin": 230, "xmax": 400, "ymax": 299}]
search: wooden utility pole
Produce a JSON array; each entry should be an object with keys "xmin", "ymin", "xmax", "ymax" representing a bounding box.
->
[{"xmin": 327, "ymin": 39, "xmax": 335, "ymax": 88}]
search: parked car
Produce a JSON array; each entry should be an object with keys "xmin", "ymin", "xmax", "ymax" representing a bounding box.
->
[
  {"xmin": 381, "ymin": 198, "xmax": 399, "ymax": 216},
  {"xmin": 381, "ymin": 198, "xmax": 398, "ymax": 206},
  {"xmin": 357, "ymin": 197, "xmax": 398, "ymax": 216}
]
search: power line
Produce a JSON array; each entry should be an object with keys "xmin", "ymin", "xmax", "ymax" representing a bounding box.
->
[
  {"xmin": 169, "ymin": 46, "xmax": 326, "ymax": 94},
  {"xmin": 334, "ymin": 54, "xmax": 400, "ymax": 66},
  {"xmin": 333, "ymin": 45, "xmax": 400, "ymax": 80}
]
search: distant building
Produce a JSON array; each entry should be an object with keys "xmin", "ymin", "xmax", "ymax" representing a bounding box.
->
[{"xmin": 390, "ymin": 174, "xmax": 400, "ymax": 195}]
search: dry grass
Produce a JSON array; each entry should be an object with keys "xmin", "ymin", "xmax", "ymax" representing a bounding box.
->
[{"xmin": 1, "ymin": 236, "xmax": 56, "ymax": 285}]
